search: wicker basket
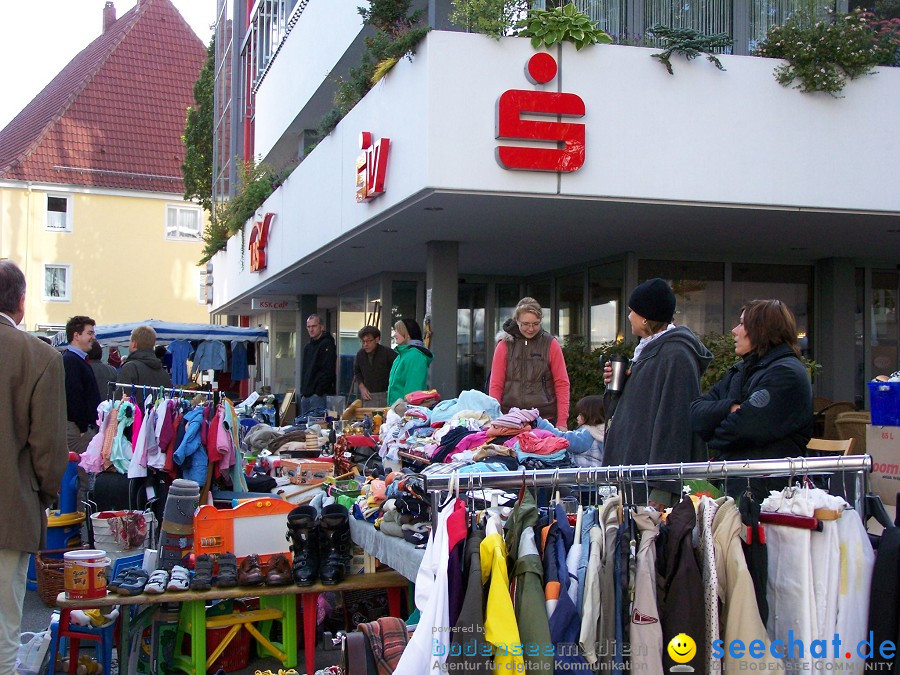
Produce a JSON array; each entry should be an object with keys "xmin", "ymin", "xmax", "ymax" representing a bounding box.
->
[{"xmin": 36, "ymin": 546, "xmax": 87, "ymax": 607}]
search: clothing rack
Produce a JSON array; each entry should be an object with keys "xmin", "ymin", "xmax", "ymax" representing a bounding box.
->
[
  {"xmin": 423, "ymin": 454, "xmax": 872, "ymax": 519},
  {"xmin": 107, "ymin": 381, "xmax": 216, "ymax": 400}
]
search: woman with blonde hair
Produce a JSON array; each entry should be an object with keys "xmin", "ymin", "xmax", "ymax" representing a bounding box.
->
[
  {"xmin": 387, "ymin": 318, "xmax": 433, "ymax": 404},
  {"xmin": 489, "ymin": 297, "xmax": 570, "ymax": 430}
]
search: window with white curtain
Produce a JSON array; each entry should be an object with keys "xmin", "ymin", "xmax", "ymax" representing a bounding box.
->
[
  {"xmin": 43, "ymin": 264, "xmax": 71, "ymax": 302},
  {"xmin": 166, "ymin": 205, "xmax": 203, "ymax": 240},
  {"xmin": 46, "ymin": 194, "xmax": 72, "ymax": 232}
]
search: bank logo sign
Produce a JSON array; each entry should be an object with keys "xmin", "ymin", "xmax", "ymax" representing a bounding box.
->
[{"xmin": 496, "ymin": 52, "xmax": 586, "ymax": 173}]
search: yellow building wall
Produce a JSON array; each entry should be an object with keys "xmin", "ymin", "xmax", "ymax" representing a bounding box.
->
[{"xmin": 0, "ymin": 184, "xmax": 210, "ymax": 330}]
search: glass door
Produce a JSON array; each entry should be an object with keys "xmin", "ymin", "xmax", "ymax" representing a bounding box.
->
[{"xmin": 457, "ymin": 284, "xmax": 487, "ymax": 393}]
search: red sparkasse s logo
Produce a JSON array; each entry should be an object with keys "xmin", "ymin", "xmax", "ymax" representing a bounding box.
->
[
  {"xmin": 249, "ymin": 212, "xmax": 274, "ymax": 272},
  {"xmin": 356, "ymin": 131, "xmax": 390, "ymax": 202},
  {"xmin": 496, "ymin": 52, "xmax": 586, "ymax": 172}
]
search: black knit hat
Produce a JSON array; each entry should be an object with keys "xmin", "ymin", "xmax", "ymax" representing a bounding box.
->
[
  {"xmin": 628, "ymin": 278, "xmax": 676, "ymax": 324},
  {"xmin": 401, "ymin": 318, "xmax": 423, "ymax": 341}
]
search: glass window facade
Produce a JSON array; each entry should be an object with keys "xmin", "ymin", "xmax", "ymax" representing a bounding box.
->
[
  {"xmin": 638, "ymin": 260, "xmax": 725, "ymax": 336},
  {"xmin": 590, "ymin": 261, "xmax": 623, "ymax": 347},
  {"xmin": 557, "ymin": 273, "xmax": 586, "ymax": 343}
]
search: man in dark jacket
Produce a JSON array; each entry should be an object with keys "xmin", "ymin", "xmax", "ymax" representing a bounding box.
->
[
  {"xmin": 115, "ymin": 325, "xmax": 172, "ymax": 406},
  {"xmin": 300, "ymin": 314, "xmax": 336, "ymax": 415},
  {"xmin": 353, "ymin": 325, "xmax": 396, "ymax": 408},
  {"xmin": 63, "ymin": 315, "xmax": 101, "ymax": 454}
]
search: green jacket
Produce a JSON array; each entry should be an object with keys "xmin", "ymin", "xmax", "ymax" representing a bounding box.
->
[{"xmin": 387, "ymin": 342, "xmax": 433, "ymax": 404}]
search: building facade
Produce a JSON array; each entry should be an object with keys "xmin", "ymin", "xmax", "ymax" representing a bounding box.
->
[
  {"xmin": 0, "ymin": 0, "xmax": 210, "ymax": 334},
  {"xmin": 210, "ymin": 0, "xmax": 899, "ymax": 407}
]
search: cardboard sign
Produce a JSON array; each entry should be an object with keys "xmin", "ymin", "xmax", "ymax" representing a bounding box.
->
[{"xmin": 867, "ymin": 425, "xmax": 900, "ymax": 505}]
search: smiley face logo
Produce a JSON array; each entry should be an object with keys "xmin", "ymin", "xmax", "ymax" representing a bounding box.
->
[{"xmin": 667, "ymin": 633, "xmax": 697, "ymax": 664}]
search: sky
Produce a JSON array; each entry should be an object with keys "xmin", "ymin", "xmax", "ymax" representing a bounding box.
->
[{"xmin": 0, "ymin": 0, "xmax": 217, "ymax": 130}]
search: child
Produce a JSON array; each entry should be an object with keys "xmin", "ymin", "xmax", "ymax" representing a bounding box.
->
[{"xmin": 535, "ymin": 395, "xmax": 605, "ymax": 467}]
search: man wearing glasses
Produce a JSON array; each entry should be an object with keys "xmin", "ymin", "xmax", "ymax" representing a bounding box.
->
[{"xmin": 353, "ymin": 325, "xmax": 397, "ymax": 408}]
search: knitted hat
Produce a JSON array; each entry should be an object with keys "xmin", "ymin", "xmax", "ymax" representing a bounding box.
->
[
  {"xmin": 628, "ymin": 278, "xmax": 676, "ymax": 324},
  {"xmin": 400, "ymin": 318, "xmax": 423, "ymax": 341}
]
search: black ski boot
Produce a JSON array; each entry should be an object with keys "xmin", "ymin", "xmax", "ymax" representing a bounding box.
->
[
  {"xmin": 286, "ymin": 505, "xmax": 319, "ymax": 586},
  {"xmin": 319, "ymin": 504, "xmax": 352, "ymax": 585}
]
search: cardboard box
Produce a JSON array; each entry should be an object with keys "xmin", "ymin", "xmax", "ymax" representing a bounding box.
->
[
  {"xmin": 867, "ymin": 425, "xmax": 900, "ymax": 505},
  {"xmin": 280, "ymin": 459, "xmax": 334, "ymax": 486}
]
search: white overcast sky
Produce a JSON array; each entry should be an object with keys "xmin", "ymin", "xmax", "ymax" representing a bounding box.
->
[{"xmin": 0, "ymin": 0, "xmax": 216, "ymax": 130}]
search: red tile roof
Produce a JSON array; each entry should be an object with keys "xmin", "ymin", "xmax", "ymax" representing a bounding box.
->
[{"xmin": 0, "ymin": 0, "xmax": 206, "ymax": 192}]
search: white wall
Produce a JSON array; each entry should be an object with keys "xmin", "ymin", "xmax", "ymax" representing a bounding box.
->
[
  {"xmin": 214, "ymin": 30, "xmax": 900, "ymax": 310},
  {"xmin": 253, "ymin": 0, "xmax": 366, "ymax": 160}
]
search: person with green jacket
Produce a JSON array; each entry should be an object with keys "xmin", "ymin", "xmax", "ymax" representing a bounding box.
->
[{"xmin": 387, "ymin": 318, "xmax": 433, "ymax": 405}]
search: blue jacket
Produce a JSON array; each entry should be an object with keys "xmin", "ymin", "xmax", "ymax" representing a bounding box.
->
[
  {"xmin": 173, "ymin": 407, "xmax": 208, "ymax": 485},
  {"xmin": 535, "ymin": 418, "xmax": 604, "ymax": 467}
]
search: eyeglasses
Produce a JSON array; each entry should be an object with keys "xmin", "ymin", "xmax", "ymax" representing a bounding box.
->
[{"xmin": 517, "ymin": 321, "xmax": 541, "ymax": 329}]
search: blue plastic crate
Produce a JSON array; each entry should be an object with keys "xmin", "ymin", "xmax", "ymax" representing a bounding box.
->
[{"xmin": 869, "ymin": 381, "xmax": 900, "ymax": 426}]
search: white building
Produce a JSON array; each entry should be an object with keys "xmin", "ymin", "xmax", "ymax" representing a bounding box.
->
[{"xmin": 210, "ymin": 0, "xmax": 900, "ymax": 406}]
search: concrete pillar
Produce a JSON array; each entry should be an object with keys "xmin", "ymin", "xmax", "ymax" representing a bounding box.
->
[
  {"xmin": 426, "ymin": 241, "xmax": 459, "ymax": 399},
  {"xmin": 297, "ymin": 295, "xmax": 318, "ymax": 395},
  {"xmin": 815, "ymin": 258, "xmax": 856, "ymax": 403}
]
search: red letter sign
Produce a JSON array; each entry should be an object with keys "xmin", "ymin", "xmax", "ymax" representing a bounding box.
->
[
  {"xmin": 249, "ymin": 212, "xmax": 274, "ymax": 272},
  {"xmin": 356, "ymin": 131, "xmax": 391, "ymax": 202},
  {"xmin": 496, "ymin": 54, "xmax": 586, "ymax": 172}
]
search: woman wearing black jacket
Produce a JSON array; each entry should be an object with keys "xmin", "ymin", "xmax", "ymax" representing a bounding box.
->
[{"xmin": 691, "ymin": 299, "xmax": 813, "ymax": 499}]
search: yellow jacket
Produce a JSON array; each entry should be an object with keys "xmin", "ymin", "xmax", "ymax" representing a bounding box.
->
[{"xmin": 481, "ymin": 530, "xmax": 524, "ymax": 672}]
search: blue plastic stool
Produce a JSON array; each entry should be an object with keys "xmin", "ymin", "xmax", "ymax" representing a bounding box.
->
[{"xmin": 49, "ymin": 609, "xmax": 116, "ymax": 675}]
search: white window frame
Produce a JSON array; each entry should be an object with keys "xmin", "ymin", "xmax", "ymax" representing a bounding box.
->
[
  {"xmin": 42, "ymin": 264, "xmax": 72, "ymax": 302},
  {"xmin": 45, "ymin": 193, "xmax": 73, "ymax": 232},
  {"xmin": 165, "ymin": 204, "xmax": 203, "ymax": 241}
]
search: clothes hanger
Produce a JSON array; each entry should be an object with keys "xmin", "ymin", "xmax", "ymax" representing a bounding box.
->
[{"xmin": 759, "ymin": 458, "xmax": 823, "ymax": 530}]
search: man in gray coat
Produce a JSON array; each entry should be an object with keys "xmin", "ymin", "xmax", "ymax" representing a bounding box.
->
[
  {"xmin": 115, "ymin": 324, "xmax": 172, "ymax": 406},
  {"xmin": 0, "ymin": 260, "xmax": 67, "ymax": 672}
]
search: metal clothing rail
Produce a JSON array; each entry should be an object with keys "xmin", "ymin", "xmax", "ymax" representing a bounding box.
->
[
  {"xmin": 107, "ymin": 381, "xmax": 216, "ymax": 399},
  {"xmin": 423, "ymin": 455, "xmax": 872, "ymax": 517}
]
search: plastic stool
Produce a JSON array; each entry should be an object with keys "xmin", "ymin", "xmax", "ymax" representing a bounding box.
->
[{"xmin": 49, "ymin": 608, "xmax": 116, "ymax": 675}]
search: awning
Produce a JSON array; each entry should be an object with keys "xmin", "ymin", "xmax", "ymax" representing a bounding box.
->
[{"xmin": 51, "ymin": 319, "xmax": 268, "ymax": 347}]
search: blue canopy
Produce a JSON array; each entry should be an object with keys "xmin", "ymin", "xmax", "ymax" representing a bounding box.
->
[{"xmin": 52, "ymin": 319, "xmax": 268, "ymax": 347}]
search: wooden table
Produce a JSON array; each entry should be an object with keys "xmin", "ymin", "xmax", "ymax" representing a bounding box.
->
[{"xmin": 56, "ymin": 569, "xmax": 407, "ymax": 675}]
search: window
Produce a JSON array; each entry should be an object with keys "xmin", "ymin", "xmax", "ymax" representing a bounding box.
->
[
  {"xmin": 638, "ymin": 260, "xmax": 725, "ymax": 335},
  {"xmin": 557, "ymin": 273, "xmax": 586, "ymax": 342},
  {"xmin": 46, "ymin": 194, "xmax": 72, "ymax": 232},
  {"xmin": 43, "ymin": 264, "xmax": 71, "ymax": 302},
  {"xmin": 166, "ymin": 205, "xmax": 202, "ymax": 240}
]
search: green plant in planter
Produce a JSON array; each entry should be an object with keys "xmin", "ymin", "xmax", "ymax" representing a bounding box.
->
[
  {"xmin": 516, "ymin": 2, "xmax": 613, "ymax": 50},
  {"xmin": 755, "ymin": 8, "xmax": 897, "ymax": 96},
  {"xmin": 648, "ymin": 25, "xmax": 734, "ymax": 74},
  {"xmin": 450, "ymin": 0, "xmax": 529, "ymax": 38}
]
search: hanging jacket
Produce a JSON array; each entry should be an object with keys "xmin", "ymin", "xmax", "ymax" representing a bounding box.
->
[
  {"xmin": 514, "ymin": 528, "xmax": 554, "ymax": 675},
  {"xmin": 630, "ymin": 508, "xmax": 664, "ymax": 675},
  {"xmin": 481, "ymin": 526, "xmax": 524, "ymax": 673},
  {"xmin": 173, "ymin": 406, "xmax": 208, "ymax": 485},
  {"xmin": 596, "ymin": 497, "xmax": 620, "ymax": 670},
  {"xmin": 490, "ymin": 318, "xmax": 570, "ymax": 426},
  {"xmin": 387, "ymin": 342, "xmax": 433, "ymax": 404},
  {"xmin": 659, "ymin": 495, "xmax": 708, "ymax": 674},
  {"xmin": 579, "ymin": 526, "xmax": 604, "ymax": 664},
  {"xmin": 446, "ymin": 530, "xmax": 492, "ymax": 673},
  {"xmin": 394, "ymin": 497, "xmax": 457, "ymax": 672},
  {"xmin": 548, "ymin": 504, "xmax": 590, "ymax": 672},
  {"xmin": 698, "ymin": 496, "xmax": 724, "ymax": 675},
  {"xmin": 832, "ymin": 511, "xmax": 874, "ymax": 674},
  {"xmin": 712, "ymin": 498, "xmax": 782, "ymax": 673}
]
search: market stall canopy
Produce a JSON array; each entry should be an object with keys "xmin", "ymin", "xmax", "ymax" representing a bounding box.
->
[{"xmin": 51, "ymin": 320, "xmax": 269, "ymax": 347}]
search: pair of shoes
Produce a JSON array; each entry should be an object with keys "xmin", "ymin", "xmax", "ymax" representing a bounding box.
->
[
  {"xmin": 144, "ymin": 569, "xmax": 169, "ymax": 594},
  {"xmin": 238, "ymin": 554, "xmax": 264, "ymax": 586},
  {"xmin": 191, "ymin": 554, "xmax": 213, "ymax": 591},
  {"xmin": 265, "ymin": 553, "xmax": 292, "ymax": 586},
  {"xmin": 167, "ymin": 565, "xmax": 190, "ymax": 591},
  {"xmin": 216, "ymin": 552, "xmax": 238, "ymax": 588},
  {"xmin": 110, "ymin": 568, "xmax": 149, "ymax": 595},
  {"xmin": 286, "ymin": 504, "xmax": 352, "ymax": 586}
]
